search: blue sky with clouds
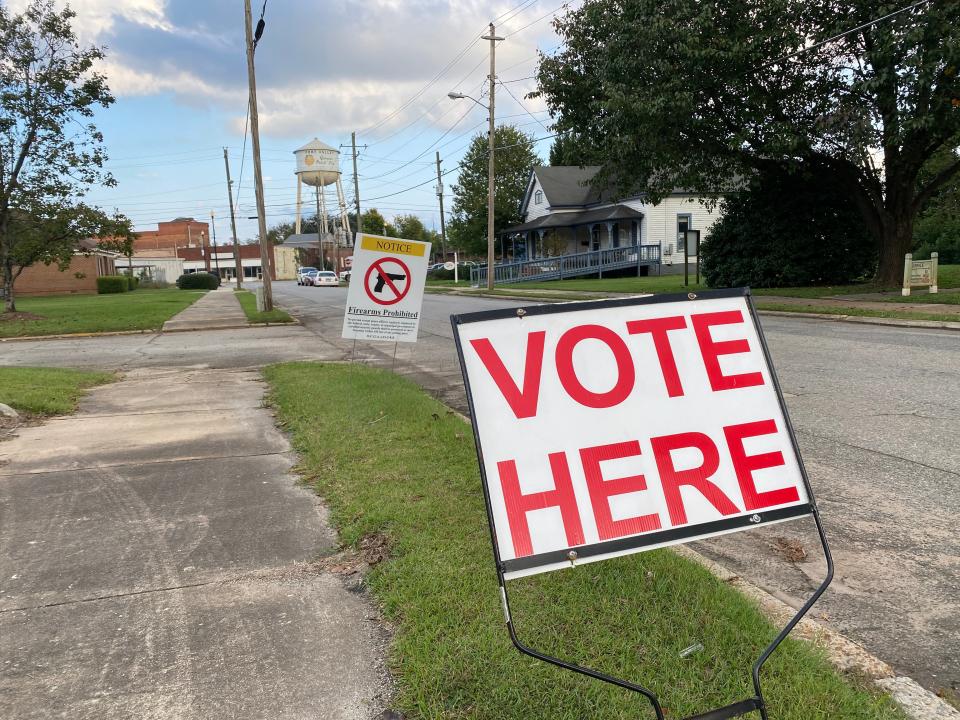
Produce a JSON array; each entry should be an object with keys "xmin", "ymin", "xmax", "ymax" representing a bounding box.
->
[{"xmin": 12, "ymin": 0, "xmax": 572, "ymax": 243}]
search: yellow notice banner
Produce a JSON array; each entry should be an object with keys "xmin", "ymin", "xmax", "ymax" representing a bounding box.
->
[{"xmin": 359, "ymin": 234, "xmax": 427, "ymax": 257}]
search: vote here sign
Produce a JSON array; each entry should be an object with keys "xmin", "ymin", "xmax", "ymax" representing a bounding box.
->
[{"xmin": 452, "ymin": 289, "xmax": 813, "ymax": 580}]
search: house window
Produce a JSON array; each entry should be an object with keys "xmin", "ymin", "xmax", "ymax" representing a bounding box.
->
[
  {"xmin": 534, "ymin": 190, "xmax": 543, "ymax": 205},
  {"xmin": 677, "ymin": 214, "xmax": 692, "ymax": 253}
]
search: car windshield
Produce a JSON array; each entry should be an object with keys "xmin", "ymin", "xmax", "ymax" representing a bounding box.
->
[{"xmin": 318, "ymin": 272, "xmax": 336, "ymax": 277}]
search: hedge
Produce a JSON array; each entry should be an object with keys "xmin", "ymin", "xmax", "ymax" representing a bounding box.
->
[
  {"xmin": 176, "ymin": 272, "xmax": 220, "ymax": 290},
  {"xmin": 127, "ymin": 275, "xmax": 139, "ymax": 291},
  {"xmin": 96, "ymin": 275, "xmax": 129, "ymax": 294}
]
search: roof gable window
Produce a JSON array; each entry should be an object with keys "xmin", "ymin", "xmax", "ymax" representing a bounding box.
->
[{"xmin": 534, "ymin": 189, "xmax": 543, "ymax": 205}]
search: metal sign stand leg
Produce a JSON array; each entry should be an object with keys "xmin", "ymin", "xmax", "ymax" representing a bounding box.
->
[{"xmin": 496, "ymin": 510, "xmax": 831, "ymax": 720}]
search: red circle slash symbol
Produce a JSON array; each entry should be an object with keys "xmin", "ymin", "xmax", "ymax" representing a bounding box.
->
[{"xmin": 364, "ymin": 257, "xmax": 411, "ymax": 306}]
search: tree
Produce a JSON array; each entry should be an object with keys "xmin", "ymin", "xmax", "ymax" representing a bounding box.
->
[
  {"xmin": 536, "ymin": 0, "xmax": 960, "ymax": 285},
  {"xmin": 392, "ymin": 214, "xmax": 429, "ymax": 241},
  {"xmin": 914, "ymin": 146, "xmax": 960, "ymax": 263},
  {"xmin": 1, "ymin": 1, "xmax": 124, "ymax": 312},
  {"xmin": 701, "ymin": 168, "xmax": 877, "ymax": 287},
  {"xmin": 361, "ymin": 208, "xmax": 388, "ymax": 235},
  {"xmin": 448, "ymin": 125, "xmax": 542, "ymax": 255},
  {"xmin": 549, "ymin": 131, "xmax": 603, "ymax": 166}
]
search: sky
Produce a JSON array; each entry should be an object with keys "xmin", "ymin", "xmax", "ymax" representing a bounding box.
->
[{"xmin": 10, "ymin": 0, "xmax": 575, "ymax": 243}]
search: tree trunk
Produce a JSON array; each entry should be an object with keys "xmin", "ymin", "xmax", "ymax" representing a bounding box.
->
[
  {"xmin": 875, "ymin": 213, "xmax": 915, "ymax": 287},
  {"xmin": 2, "ymin": 261, "xmax": 15, "ymax": 313}
]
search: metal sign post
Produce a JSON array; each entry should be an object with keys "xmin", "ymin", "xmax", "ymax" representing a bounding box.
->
[{"xmin": 451, "ymin": 288, "xmax": 832, "ymax": 720}]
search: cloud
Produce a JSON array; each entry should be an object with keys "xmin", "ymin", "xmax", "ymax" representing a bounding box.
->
[{"xmin": 16, "ymin": 0, "xmax": 566, "ymax": 140}]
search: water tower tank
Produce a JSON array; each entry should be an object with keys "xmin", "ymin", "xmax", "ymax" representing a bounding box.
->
[{"xmin": 294, "ymin": 138, "xmax": 340, "ymax": 187}]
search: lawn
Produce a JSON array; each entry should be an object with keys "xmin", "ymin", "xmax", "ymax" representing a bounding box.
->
[
  {"xmin": 0, "ymin": 288, "xmax": 206, "ymax": 337},
  {"xmin": 0, "ymin": 366, "xmax": 113, "ymax": 415},
  {"xmin": 265, "ymin": 362, "xmax": 905, "ymax": 720},
  {"xmin": 235, "ymin": 290, "xmax": 294, "ymax": 324},
  {"xmin": 434, "ymin": 265, "xmax": 959, "ymax": 300}
]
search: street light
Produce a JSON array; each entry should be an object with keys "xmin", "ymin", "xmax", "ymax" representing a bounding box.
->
[{"xmin": 449, "ymin": 89, "xmax": 496, "ymax": 290}]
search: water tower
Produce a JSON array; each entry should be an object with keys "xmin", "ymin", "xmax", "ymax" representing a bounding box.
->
[{"xmin": 293, "ymin": 138, "xmax": 352, "ymax": 265}]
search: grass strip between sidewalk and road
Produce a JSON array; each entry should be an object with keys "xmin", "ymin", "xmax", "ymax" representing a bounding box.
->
[
  {"xmin": 264, "ymin": 362, "xmax": 905, "ymax": 720},
  {"xmin": 0, "ymin": 366, "xmax": 113, "ymax": 415},
  {"xmin": 234, "ymin": 290, "xmax": 293, "ymax": 324},
  {"xmin": 0, "ymin": 288, "xmax": 206, "ymax": 338}
]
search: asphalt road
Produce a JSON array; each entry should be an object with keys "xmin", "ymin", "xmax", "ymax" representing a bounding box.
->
[{"xmin": 1, "ymin": 280, "xmax": 957, "ymax": 701}]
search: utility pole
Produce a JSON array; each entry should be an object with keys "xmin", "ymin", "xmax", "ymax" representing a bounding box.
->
[
  {"xmin": 223, "ymin": 147, "xmax": 243, "ymax": 289},
  {"xmin": 435, "ymin": 151, "xmax": 447, "ymax": 261},
  {"xmin": 210, "ymin": 210, "xmax": 221, "ymax": 275},
  {"xmin": 351, "ymin": 131, "xmax": 361, "ymax": 239},
  {"xmin": 244, "ymin": 0, "xmax": 273, "ymax": 310},
  {"xmin": 482, "ymin": 22, "xmax": 503, "ymax": 291}
]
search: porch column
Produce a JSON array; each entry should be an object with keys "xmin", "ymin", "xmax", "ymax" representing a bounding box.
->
[{"xmin": 606, "ymin": 222, "xmax": 615, "ymax": 250}]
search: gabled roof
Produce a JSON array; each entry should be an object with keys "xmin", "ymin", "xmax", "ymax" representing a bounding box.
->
[{"xmin": 534, "ymin": 165, "xmax": 609, "ymax": 207}]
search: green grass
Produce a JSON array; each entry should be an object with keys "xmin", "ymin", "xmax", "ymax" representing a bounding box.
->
[
  {"xmin": 0, "ymin": 366, "xmax": 114, "ymax": 415},
  {"xmin": 264, "ymin": 362, "xmax": 905, "ymax": 720},
  {"xmin": 235, "ymin": 290, "xmax": 293, "ymax": 324},
  {"xmin": 754, "ymin": 301, "xmax": 960, "ymax": 323},
  {"xmin": 0, "ymin": 288, "xmax": 206, "ymax": 337}
]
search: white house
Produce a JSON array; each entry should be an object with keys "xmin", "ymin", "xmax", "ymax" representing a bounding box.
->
[{"xmin": 504, "ymin": 166, "xmax": 721, "ymax": 270}]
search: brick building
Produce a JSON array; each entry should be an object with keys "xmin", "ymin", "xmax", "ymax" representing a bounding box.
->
[
  {"xmin": 134, "ymin": 217, "xmax": 210, "ymax": 256},
  {"xmin": 13, "ymin": 240, "xmax": 120, "ymax": 296}
]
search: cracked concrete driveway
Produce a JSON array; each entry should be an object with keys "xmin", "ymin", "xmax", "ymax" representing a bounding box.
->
[{"xmin": 0, "ymin": 368, "xmax": 388, "ymax": 720}]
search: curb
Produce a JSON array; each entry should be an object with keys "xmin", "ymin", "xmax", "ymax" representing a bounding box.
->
[
  {"xmin": 673, "ymin": 546, "xmax": 960, "ymax": 720},
  {"xmin": 0, "ymin": 318, "xmax": 300, "ymax": 342},
  {"xmin": 755, "ymin": 309, "xmax": 960, "ymax": 332}
]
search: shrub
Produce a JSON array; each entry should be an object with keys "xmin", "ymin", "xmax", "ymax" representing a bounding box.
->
[
  {"xmin": 126, "ymin": 275, "xmax": 139, "ymax": 291},
  {"xmin": 176, "ymin": 272, "xmax": 220, "ymax": 290},
  {"xmin": 96, "ymin": 275, "xmax": 129, "ymax": 294},
  {"xmin": 701, "ymin": 170, "xmax": 877, "ymax": 288}
]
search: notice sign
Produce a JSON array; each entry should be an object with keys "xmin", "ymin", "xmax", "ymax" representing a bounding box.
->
[
  {"xmin": 342, "ymin": 233, "xmax": 431, "ymax": 342},
  {"xmin": 453, "ymin": 289, "xmax": 813, "ymax": 579}
]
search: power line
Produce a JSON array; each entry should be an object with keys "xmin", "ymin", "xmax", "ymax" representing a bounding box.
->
[{"xmin": 499, "ymin": 80, "xmax": 551, "ymax": 132}]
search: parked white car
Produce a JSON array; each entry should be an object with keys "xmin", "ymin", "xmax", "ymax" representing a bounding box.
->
[
  {"xmin": 312, "ymin": 270, "xmax": 339, "ymax": 287},
  {"xmin": 297, "ymin": 267, "xmax": 318, "ymax": 285}
]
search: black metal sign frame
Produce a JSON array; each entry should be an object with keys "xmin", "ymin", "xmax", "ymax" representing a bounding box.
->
[{"xmin": 451, "ymin": 287, "xmax": 833, "ymax": 720}]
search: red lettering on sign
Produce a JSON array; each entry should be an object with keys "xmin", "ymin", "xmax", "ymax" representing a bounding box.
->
[
  {"xmin": 470, "ymin": 331, "xmax": 546, "ymax": 419},
  {"xmin": 580, "ymin": 441, "xmax": 661, "ymax": 541},
  {"xmin": 650, "ymin": 431, "xmax": 740, "ymax": 526},
  {"xmin": 626, "ymin": 315, "xmax": 688, "ymax": 397},
  {"xmin": 555, "ymin": 324, "xmax": 635, "ymax": 408},
  {"xmin": 690, "ymin": 310, "xmax": 764, "ymax": 392},
  {"xmin": 497, "ymin": 453, "xmax": 585, "ymax": 557},
  {"xmin": 723, "ymin": 420, "xmax": 798, "ymax": 510}
]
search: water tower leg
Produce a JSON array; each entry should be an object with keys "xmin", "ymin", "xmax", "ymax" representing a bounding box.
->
[
  {"xmin": 295, "ymin": 175, "xmax": 302, "ymax": 234},
  {"xmin": 319, "ymin": 184, "xmax": 330, "ymax": 236}
]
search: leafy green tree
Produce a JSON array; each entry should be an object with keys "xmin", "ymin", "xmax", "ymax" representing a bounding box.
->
[
  {"xmin": 701, "ymin": 168, "xmax": 877, "ymax": 287},
  {"xmin": 448, "ymin": 125, "xmax": 542, "ymax": 255},
  {"xmin": 1, "ymin": 1, "xmax": 125, "ymax": 311},
  {"xmin": 361, "ymin": 208, "xmax": 388, "ymax": 235},
  {"xmin": 392, "ymin": 214, "xmax": 429, "ymax": 241},
  {"xmin": 914, "ymin": 147, "xmax": 960, "ymax": 263},
  {"xmin": 536, "ymin": 0, "xmax": 960, "ymax": 285},
  {"xmin": 549, "ymin": 131, "xmax": 603, "ymax": 166}
]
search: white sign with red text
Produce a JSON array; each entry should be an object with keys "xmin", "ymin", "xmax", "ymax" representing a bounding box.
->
[{"xmin": 453, "ymin": 292, "xmax": 811, "ymax": 579}]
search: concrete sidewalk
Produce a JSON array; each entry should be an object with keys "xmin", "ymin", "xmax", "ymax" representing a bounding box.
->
[
  {"xmin": 162, "ymin": 288, "xmax": 250, "ymax": 332},
  {"xmin": 0, "ymin": 369, "xmax": 388, "ymax": 719}
]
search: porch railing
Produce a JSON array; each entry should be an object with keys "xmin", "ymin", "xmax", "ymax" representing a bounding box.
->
[{"xmin": 469, "ymin": 243, "xmax": 660, "ymax": 287}]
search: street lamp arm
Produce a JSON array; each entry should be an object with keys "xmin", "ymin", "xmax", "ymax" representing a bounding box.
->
[{"xmin": 447, "ymin": 91, "xmax": 489, "ymax": 111}]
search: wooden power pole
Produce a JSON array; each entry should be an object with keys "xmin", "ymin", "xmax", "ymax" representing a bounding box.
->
[
  {"xmin": 352, "ymin": 131, "xmax": 361, "ymax": 239},
  {"xmin": 435, "ymin": 151, "xmax": 447, "ymax": 260},
  {"xmin": 223, "ymin": 147, "xmax": 244, "ymax": 289},
  {"xmin": 482, "ymin": 23, "xmax": 503, "ymax": 290},
  {"xmin": 244, "ymin": 0, "xmax": 273, "ymax": 310}
]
